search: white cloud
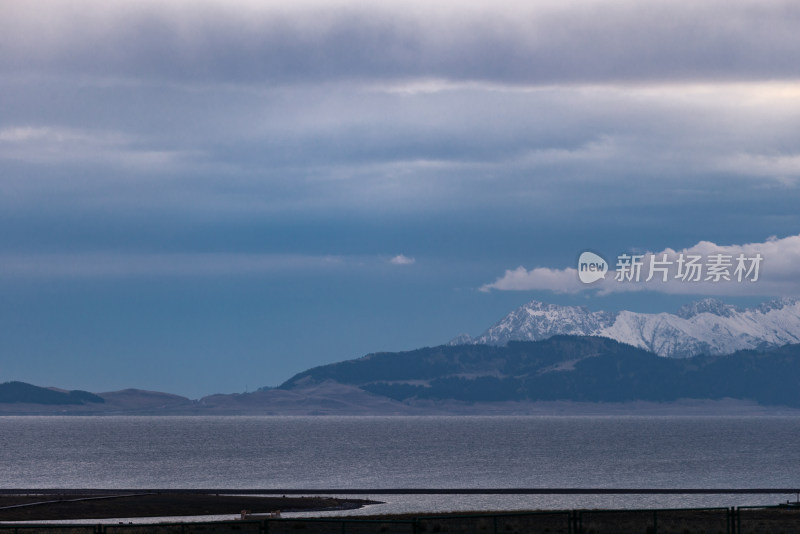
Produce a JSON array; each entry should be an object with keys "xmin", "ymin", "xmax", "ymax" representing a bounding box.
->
[
  {"xmin": 481, "ymin": 234, "xmax": 800, "ymax": 297},
  {"xmin": 480, "ymin": 266, "xmax": 582, "ymax": 293},
  {"xmin": 390, "ymin": 254, "xmax": 415, "ymax": 265}
]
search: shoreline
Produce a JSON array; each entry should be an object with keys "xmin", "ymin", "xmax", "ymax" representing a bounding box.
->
[
  {"xmin": 0, "ymin": 493, "xmax": 380, "ymax": 522},
  {"xmin": 1, "ymin": 497, "xmax": 799, "ymax": 534},
  {"xmin": 3, "ymin": 396, "xmax": 800, "ymax": 416}
]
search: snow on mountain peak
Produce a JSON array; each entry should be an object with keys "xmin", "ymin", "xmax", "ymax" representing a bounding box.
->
[
  {"xmin": 452, "ymin": 298, "xmax": 800, "ymax": 358},
  {"xmin": 676, "ymin": 298, "xmax": 738, "ymax": 319},
  {"xmin": 757, "ymin": 297, "xmax": 800, "ymax": 313}
]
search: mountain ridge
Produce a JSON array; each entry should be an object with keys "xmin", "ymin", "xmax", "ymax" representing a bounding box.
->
[
  {"xmin": 0, "ymin": 381, "xmax": 104, "ymax": 405},
  {"xmin": 451, "ymin": 297, "xmax": 800, "ymax": 358},
  {"xmin": 2, "ymin": 337, "xmax": 799, "ymax": 413},
  {"xmin": 279, "ymin": 337, "xmax": 800, "ymax": 408}
]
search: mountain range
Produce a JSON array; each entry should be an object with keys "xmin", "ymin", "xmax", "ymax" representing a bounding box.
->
[
  {"xmin": 281, "ymin": 336, "xmax": 800, "ymax": 408},
  {"xmin": 451, "ymin": 298, "xmax": 800, "ymax": 358},
  {"xmin": 2, "ymin": 298, "xmax": 800, "ymax": 414}
]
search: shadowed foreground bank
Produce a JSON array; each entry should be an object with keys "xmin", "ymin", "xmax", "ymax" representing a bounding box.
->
[
  {"xmin": 1, "ymin": 494, "xmax": 799, "ymax": 533},
  {"xmin": 0, "ymin": 493, "xmax": 375, "ymax": 521}
]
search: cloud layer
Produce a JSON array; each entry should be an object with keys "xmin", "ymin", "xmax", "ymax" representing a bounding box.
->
[
  {"xmin": 4, "ymin": 0, "xmax": 800, "ymax": 85},
  {"xmin": 3, "ymin": 1, "xmax": 800, "ymax": 219},
  {"xmin": 482, "ymin": 234, "xmax": 800, "ymax": 297}
]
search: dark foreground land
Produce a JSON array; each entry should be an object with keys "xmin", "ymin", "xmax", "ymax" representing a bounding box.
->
[
  {"xmin": 1, "ymin": 493, "xmax": 799, "ymax": 533},
  {"xmin": 0, "ymin": 493, "xmax": 375, "ymax": 521}
]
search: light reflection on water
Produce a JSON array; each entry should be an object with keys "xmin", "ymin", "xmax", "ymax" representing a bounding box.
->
[{"xmin": 1, "ymin": 416, "xmax": 798, "ymax": 513}]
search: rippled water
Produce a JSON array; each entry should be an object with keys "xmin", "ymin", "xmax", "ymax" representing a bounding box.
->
[{"xmin": 1, "ymin": 416, "xmax": 798, "ymax": 513}]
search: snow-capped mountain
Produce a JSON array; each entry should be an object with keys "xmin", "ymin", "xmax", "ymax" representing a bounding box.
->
[{"xmin": 451, "ymin": 298, "xmax": 800, "ymax": 358}]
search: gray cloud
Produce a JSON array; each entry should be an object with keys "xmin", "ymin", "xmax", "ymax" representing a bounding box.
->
[
  {"xmin": 3, "ymin": 1, "xmax": 800, "ymax": 85},
  {"xmin": 3, "ymin": 80, "xmax": 797, "ymax": 216}
]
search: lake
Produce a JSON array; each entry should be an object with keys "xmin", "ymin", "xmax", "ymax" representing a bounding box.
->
[{"xmin": 1, "ymin": 415, "xmax": 798, "ymax": 515}]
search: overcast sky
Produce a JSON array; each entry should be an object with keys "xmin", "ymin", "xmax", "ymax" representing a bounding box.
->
[{"xmin": 2, "ymin": 0, "xmax": 800, "ymax": 397}]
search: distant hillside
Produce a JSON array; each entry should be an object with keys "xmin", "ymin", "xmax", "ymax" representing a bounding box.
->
[
  {"xmin": 4, "ymin": 336, "xmax": 800, "ymax": 414},
  {"xmin": 0, "ymin": 381, "xmax": 104, "ymax": 405},
  {"xmin": 280, "ymin": 336, "xmax": 800, "ymax": 407}
]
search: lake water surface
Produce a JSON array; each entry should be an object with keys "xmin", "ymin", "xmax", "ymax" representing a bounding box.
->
[{"xmin": 1, "ymin": 416, "xmax": 798, "ymax": 515}]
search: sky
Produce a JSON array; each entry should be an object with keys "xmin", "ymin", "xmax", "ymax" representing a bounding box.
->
[{"xmin": 2, "ymin": 0, "xmax": 800, "ymax": 398}]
